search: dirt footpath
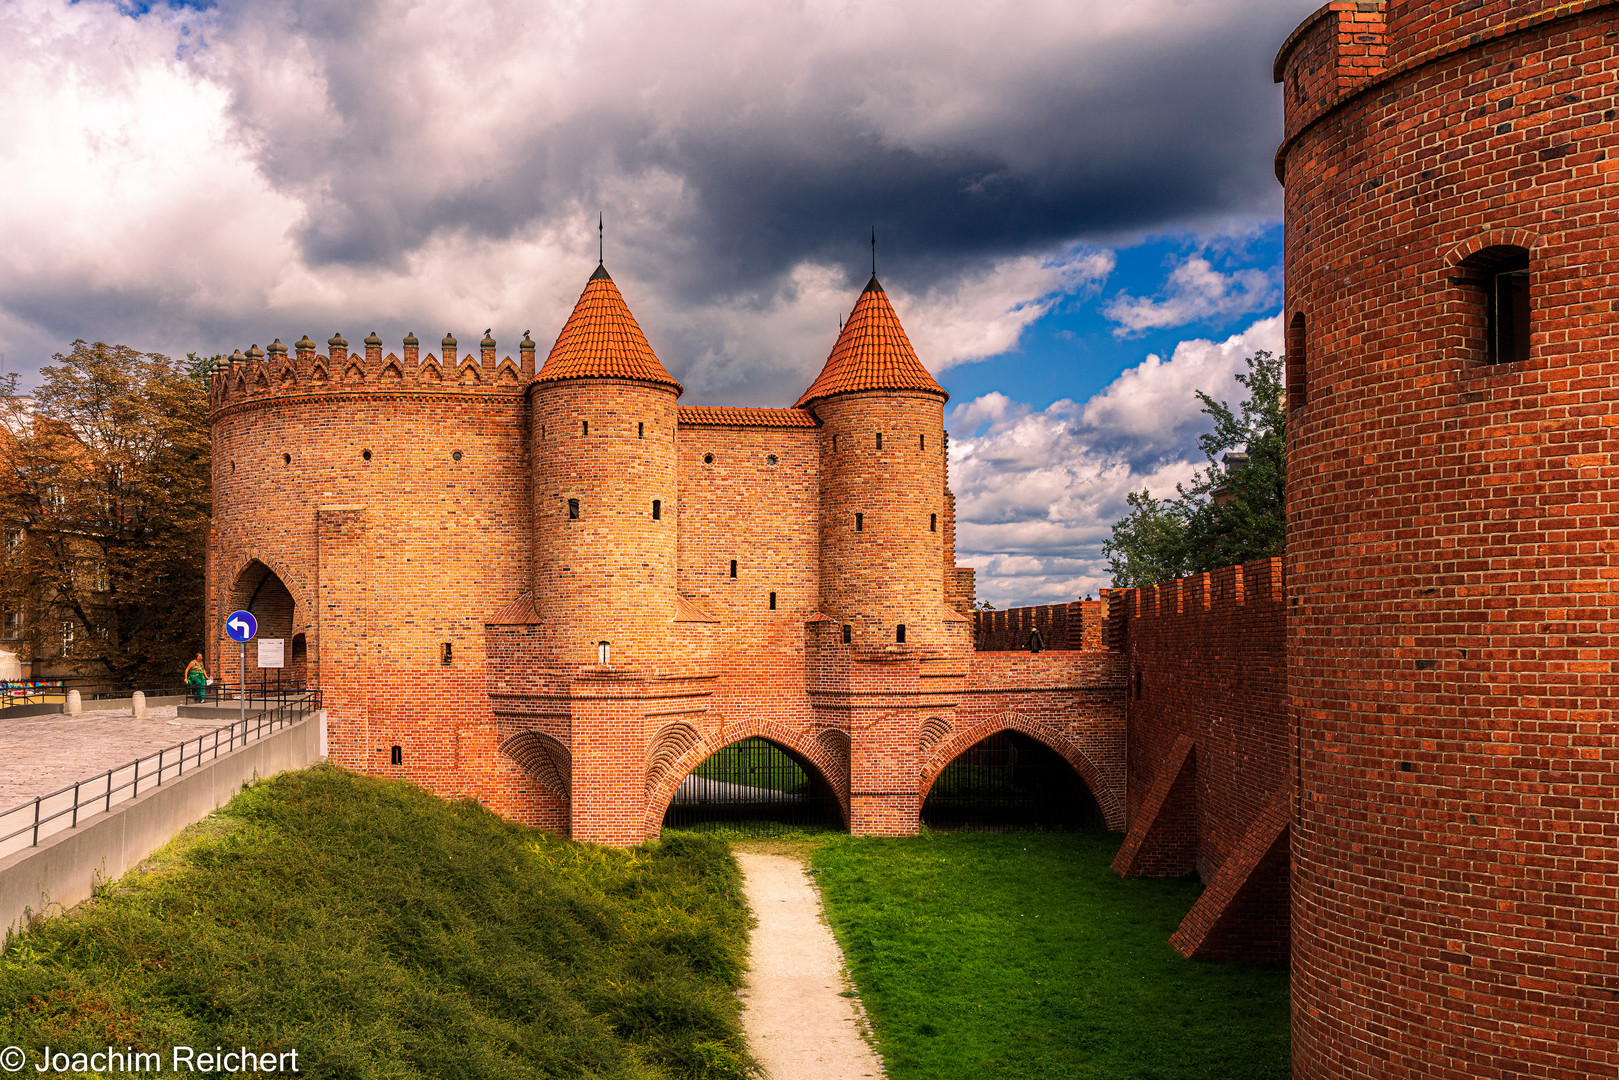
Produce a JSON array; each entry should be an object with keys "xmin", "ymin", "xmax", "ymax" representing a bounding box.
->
[{"xmin": 736, "ymin": 852, "xmax": 886, "ymax": 1080}]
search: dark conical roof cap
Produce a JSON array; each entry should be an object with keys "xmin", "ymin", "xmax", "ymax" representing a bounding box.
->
[{"xmin": 590, "ymin": 263, "xmax": 612, "ymax": 281}]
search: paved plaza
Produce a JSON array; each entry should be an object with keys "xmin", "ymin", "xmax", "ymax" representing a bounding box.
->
[{"xmin": 0, "ymin": 706, "xmax": 227, "ymax": 809}]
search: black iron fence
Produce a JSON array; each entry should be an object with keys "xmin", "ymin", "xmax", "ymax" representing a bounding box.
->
[
  {"xmin": 922, "ymin": 731, "xmax": 1100, "ymax": 832},
  {"xmin": 663, "ymin": 736, "xmax": 838, "ymax": 836},
  {"xmin": 0, "ymin": 690, "xmax": 322, "ymax": 860}
]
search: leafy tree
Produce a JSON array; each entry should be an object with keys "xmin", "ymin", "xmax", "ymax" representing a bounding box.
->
[
  {"xmin": 1103, "ymin": 350, "xmax": 1285, "ymax": 588},
  {"xmin": 0, "ymin": 342, "xmax": 212, "ymax": 684}
]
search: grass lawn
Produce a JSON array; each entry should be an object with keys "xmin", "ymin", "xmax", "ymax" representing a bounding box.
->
[
  {"xmin": 810, "ymin": 830, "xmax": 1289, "ymax": 1080},
  {"xmin": 0, "ymin": 765, "xmax": 755, "ymax": 1080}
]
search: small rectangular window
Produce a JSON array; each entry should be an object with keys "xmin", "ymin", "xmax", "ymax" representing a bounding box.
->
[
  {"xmin": 568, "ymin": 498, "xmax": 580, "ymax": 519},
  {"xmin": 729, "ymin": 559, "xmax": 738, "ymax": 578},
  {"xmin": 896, "ymin": 624, "xmax": 906, "ymax": 643},
  {"xmin": 441, "ymin": 642, "xmax": 452, "ymax": 666},
  {"xmin": 582, "ymin": 420, "xmax": 589, "ymax": 436},
  {"xmin": 832, "ymin": 434, "xmax": 838, "ymax": 452},
  {"xmin": 842, "ymin": 624, "xmax": 851, "ymax": 644},
  {"xmin": 875, "ymin": 432, "xmax": 882, "ymax": 450},
  {"xmin": 930, "ymin": 513, "xmax": 937, "ymax": 532},
  {"xmin": 598, "ymin": 640, "xmax": 610, "ymax": 664},
  {"xmin": 638, "ymin": 422, "xmax": 644, "ymax": 438},
  {"xmin": 855, "ymin": 512, "xmax": 863, "ymax": 532},
  {"xmin": 390, "ymin": 745, "xmax": 402, "ymax": 765},
  {"xmin": 920, "ymin": 434, "xmax": 925, "ymax": 450},
  {"xmin": 769, "ymin": 591, "xmax": 777, "ymax": 610},
  {"xmin": 60, "ymin": 620, "xmax": 73, "ymax": 655},
  {"xmin": 652, "ymin": 499, "xmax": 661, "ymax": 520},
  {"xmin": 1490, "ymin": 267, "xmax": 1531, "ymax": 364}
]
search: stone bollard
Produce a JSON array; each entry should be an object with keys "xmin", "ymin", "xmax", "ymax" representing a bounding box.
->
[
  {"xmin": 132, "ymin": 691, "xmax": 146, "ymax": 718},
  {"xmin": 66, "ymin": 689, "xmax": 82, "ymax": 715}
]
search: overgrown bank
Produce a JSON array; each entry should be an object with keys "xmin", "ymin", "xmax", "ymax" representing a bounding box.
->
[{"xmin": 0, "ymin": 765, "xmax": 755, "ymax": 1080}]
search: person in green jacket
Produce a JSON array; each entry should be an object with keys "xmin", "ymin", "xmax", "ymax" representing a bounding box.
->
[{"xmin": 184, "ymin": 654, "xmax": 208, "ymax": 703}]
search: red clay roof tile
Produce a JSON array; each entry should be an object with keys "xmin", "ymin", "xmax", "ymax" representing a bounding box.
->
[
  {"xmin": 677, "ymin": 406, "xmax": 818, "ymax": 428},
  {"xmin": 795, "ymin": 275, "xmax": 946, "ymax": 408},
  {"xmin": 536, "ymin": 266, "xmax": 682, "ymax": 392}
]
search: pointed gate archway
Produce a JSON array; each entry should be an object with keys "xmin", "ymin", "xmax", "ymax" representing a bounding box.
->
[
  {"xmin": 922, "ymin": 729, "xmax": 1102, "ymax": 832},
  {"xmin": 660, "ymin": 735, "xmax": 843, "ymax": 836}
]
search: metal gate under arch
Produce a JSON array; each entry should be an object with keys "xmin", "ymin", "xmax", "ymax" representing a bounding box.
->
[
  {"xmin": 922, "ymin": 730, "xmax": 1101, "ymax": 832},
  {"xmin": 662, "ymin": 736, "xmax": 841, "ymax": 836}
]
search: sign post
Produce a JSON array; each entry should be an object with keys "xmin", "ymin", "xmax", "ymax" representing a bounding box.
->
[{"xmin": 224, "ymin": 610, "xmax": 258, "ymax": 728}]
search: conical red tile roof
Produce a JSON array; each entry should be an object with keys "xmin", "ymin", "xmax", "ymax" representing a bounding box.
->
[
  {"xmin": 795, "ymin": 275, "xmax": 946, "ymax": 408},
  {"xmin": 536, "ymin": 265, "xmax": 682, "ymax": 392}
]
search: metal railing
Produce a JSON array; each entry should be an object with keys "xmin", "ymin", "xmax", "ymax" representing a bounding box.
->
[{"xmin": 0, "ymin": 690, "xmax": 322, "ymax": 860}]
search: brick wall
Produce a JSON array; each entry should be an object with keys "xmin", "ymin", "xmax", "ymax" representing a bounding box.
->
[
  {"xmin": 972, "ymin": 599, "xmax": 1107, "ymax": 651},
  {"xmin": 1106, "ymin": 559, "xmax": 1289, "ymax": 964},
  {"xmin": 1277, "ymin": 1, "xmax": 1619, "ymax": 1075}
]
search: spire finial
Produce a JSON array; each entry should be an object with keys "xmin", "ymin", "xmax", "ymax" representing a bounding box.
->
[
  {"xmin": 599, "ymin": 212, "xmax": 604, "ymax": 266},
  {"xmin": 871, "ymin": 227, "xmax": 876, "ymax": 277}
]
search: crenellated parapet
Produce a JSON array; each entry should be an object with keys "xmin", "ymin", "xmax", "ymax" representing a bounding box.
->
[{"xmin": 208, "ymin": 330, "xmax": 539, "ymax": 416}]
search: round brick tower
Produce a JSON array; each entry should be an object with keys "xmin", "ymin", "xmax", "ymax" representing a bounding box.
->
[
  {"xmin": 528, "ymin": 263, "xmax": 682, "ymax": 669},
  {"xmin": 1276, "ymin": 2, "xmax": 1619, "ymax": 1076},
  {"xmin": 799, "ymin": 274, "xmax": 949, "ymax": 651}
]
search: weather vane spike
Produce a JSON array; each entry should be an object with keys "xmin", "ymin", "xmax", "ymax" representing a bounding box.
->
[
  {"xmin": 871, "ymin": 227, "xmax": 876, "ymax": 277},
  {"xmin": 599, "ymin": 212, "xmax": 604, "ymax": 266}
]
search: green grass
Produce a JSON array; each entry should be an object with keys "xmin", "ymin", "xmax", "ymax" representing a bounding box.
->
[
  {"xmin": 810, "ymin": 830, "xmax": 1289, "ymax": 1080},
  {"xmin": 0, "ymin": 765, "xmax": 757, "ymax": 1080}
]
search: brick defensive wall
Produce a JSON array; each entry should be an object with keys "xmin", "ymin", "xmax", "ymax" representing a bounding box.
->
[
  {"xmin": 1106, "ymin": 560, "xmax": 1289, "ymax": 965},
  {"xmin": 1276, "ymin": 1, "xmax": 1619, "ymax": 1076}
]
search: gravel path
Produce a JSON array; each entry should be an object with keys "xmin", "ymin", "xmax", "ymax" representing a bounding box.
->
[
  {"xmin": 0, "ymin": 707, "xmax": 226, "ymax": 807},
  {"xmin": 736, "ymin": 852, "xmax": 886, "ymax": 1080}
]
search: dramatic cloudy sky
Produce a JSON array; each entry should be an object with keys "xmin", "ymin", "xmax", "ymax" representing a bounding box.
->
[{"xmin": 0, "ymin": 0, "xmax": 1318, "ymax": 604}]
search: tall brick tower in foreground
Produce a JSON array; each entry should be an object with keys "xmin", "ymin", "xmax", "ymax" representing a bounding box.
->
[{"xmin": 1276, "ymin": 1, "xmax": 1619, "ymax": 1075}]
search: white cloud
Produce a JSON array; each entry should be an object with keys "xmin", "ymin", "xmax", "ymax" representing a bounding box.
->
[
  {"xmin": 1104, "ymin": 254, "xmax": 1277, "ymax": 336},
  {"xmin": 948, "ymin": 313, "xmax": 1282, "ymax": 607}
]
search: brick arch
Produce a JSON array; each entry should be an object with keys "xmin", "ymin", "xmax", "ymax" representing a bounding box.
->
[
  {"xmin": 920, "ymin": 712, "xmax": 1123, "ymax": 830},
  {"xmin": 642, "ymin": 720, "xmax": 851, "ymax": 836},
  {"xmin": 500, "ymin": 730, "xmax": 571, "ymax": 799},
  {"xmin": 225, "ymin": 554, "xmax": 311, "ymax": 635},
  {"xmin": 1442, "ymin": 228, "xmax": 1544, "ymax": 271}
]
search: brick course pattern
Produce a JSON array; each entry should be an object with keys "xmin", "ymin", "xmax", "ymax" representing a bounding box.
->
[
  {"xmin": 1276, "ymin": 2, "xmax": 1619, "ymax": 1076},
  {"xmin": 207, "ymin": 268, "xmax": 1131, "ymax": 846},
  {"xmin": 1105, "ymin": 560, "xmax": 1290, "ymax": 965}
]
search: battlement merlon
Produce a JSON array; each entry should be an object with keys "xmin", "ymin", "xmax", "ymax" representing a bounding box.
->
[
  {"xmin": 1108, "ymin": 557, "xmax": 1283, "ymax": 624},
  {"xmin": 1274, "ymin": 2, "xmax": 1388, "ymax": 148},
  {"xmin": 208, "ymin": 332, "xmax": 532, "ymax": 415}
]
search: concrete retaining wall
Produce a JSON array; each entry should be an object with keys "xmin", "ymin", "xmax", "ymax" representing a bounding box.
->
[{"xmin": 0, "ymin": 711, "xmax": 326, "ymax": 942}]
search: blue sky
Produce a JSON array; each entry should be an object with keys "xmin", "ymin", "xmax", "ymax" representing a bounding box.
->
[{"xmin": 1, "ymin": 0, "xmax": 1318, "ymax": 604}]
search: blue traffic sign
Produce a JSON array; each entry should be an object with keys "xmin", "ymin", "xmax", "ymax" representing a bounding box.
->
[{"xmin": 225, "ymin": 610, "xmax": 258, "ymax": 643}]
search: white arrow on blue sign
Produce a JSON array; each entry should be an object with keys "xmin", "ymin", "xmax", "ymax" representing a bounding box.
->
[{"xmin": 225, "ymin": 610, "xmax": 258, "ymax": 643}]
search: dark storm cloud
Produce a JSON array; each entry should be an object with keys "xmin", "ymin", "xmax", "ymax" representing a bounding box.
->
[{"xmin": 204, "ymin": 0, "xmax": 1319, "ymax": 298}]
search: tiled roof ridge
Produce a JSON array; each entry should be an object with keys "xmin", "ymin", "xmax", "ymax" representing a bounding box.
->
[
  {"xmin": 535, "ymin": 267, "xmax": 682, "ymax": 393},
  {"xmin": 794, "ymin": 274, "xmax": 946, "ymax": 408},
  {"xmin": 677, "ymin": 406, "xmax": 819, "ymax": 428}
]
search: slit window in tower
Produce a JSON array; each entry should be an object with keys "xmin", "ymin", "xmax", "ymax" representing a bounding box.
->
[
  {"xmin": 1488, "ymin": 255, "xmax": 1531, "ymax": 365},
  {"xmin": 920, "ymin": 434, "xmax": 925, "ymax": 450},
  {"xmin": 930, "ymin": 513, "xmax": 937, "ymax": 532},
  {"xmin": 876, "ymin": 432, "xmax": 883, "ymax": 450},
  {"xmin": 832, "ymin": 434, "xmax": 838, "ymax": 452},
  {"xmin": 729, "ymin": 559, "xmax": 738, "ymax": 578},
  {"xmin": 582, "ymin": 420, "xmax": 589, "ymax": 436},
  {"xmin": 896, "ymin": 624, "xmax": 907, "ymax": 643},
  {"xmin": 652, "ymin": 499, "xmax": 661, "ymax": 520},
  {"xmin": 441, "ymin": 642, "xmax": 452, "ymax": 666},
  {"xmin": 1286, "ymin": 311, "xmax": 1307, "ymax": 411},
  {"xmin": 598, "ymin": 641, "xmax": 610, "ymax": 664},
  {"xmin": 855, "ymin": 513, "xmax": 864, "ymax": 532},
  {"xmin": 390, "ymin": 745, "xmax": 402, "ymax": 765},
  {"xmin": 638, "ymin": 422, "xmax": 644, "ymax": 438},
  {"xmin": 769, "ymin": 591, "xmax": 777, "ymax": 610},
  {"xmin": 568, "ymin": 498, "xmax": 580, "ymax": 519},
  {"xmin": 842, "ymin": 624, "xmax": 851, "ymax": 644}
]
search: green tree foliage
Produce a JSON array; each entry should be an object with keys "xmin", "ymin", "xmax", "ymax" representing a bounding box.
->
[
  {"xmin": 1103, "ymin": 350, "xmax": 1285, "ymax": 587},
  {"xmin": 0, "ymin": 342, "xmax": 212, "ymax": 683}
]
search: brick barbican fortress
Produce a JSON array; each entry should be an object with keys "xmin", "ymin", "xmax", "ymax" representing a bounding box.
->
[{"xmin": 205, "ymin": 2, "xmax": 1618, "ymax": 1076}]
